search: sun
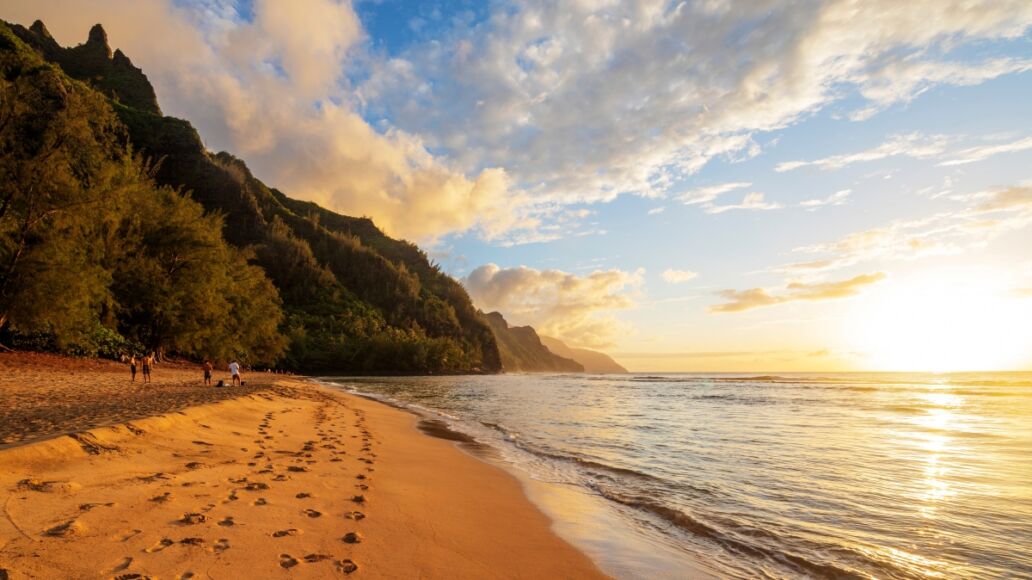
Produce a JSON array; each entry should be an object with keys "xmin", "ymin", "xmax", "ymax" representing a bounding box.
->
[{"xmin": 846, "ymin": 268, "xmax": 1032, "ymax": 372}]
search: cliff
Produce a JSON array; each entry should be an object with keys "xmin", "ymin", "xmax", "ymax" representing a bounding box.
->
[
  {"xmin": 482, "ymin": 313, "xmax": 583, "ymax": 373},
  {"xmin": 539, "ymin": 336, "xmax": 628, "ymax": 373}
]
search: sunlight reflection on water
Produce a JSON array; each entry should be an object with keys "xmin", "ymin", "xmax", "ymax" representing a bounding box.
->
[{"xmin": 325, "ymin": 372, "xmax": 1032, "ymax": 579}]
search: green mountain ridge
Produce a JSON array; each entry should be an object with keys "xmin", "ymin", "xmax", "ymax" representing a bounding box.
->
[
  {"xmin": 482, "ymin": 312, "xmax": 583, "ymax": 373},
  {"xmin": 1, "ymin": 19, "xmax": 501, "ymax": 374},
  {"xmin": 538, "ymin": 336, "xmax": 628, "ymax": 373}
]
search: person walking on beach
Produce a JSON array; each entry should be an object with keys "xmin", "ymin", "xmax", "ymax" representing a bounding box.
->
[
  {"xmin": 203, "ymin": 360, "xmax": 213, "ymax": 386},
  {"xmin": 129, "ymin": 355, "xmax": 137, "ymax": 382},
  {"xmin": 229, "ymin": 360, "xmax": 241, "ymax": 386},
  {"xmin": 142, "ymin": 353, "xmax": 154, "ymax": 383}
]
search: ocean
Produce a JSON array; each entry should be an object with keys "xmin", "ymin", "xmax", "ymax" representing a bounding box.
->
[{"xmin": 318, "ymin": 373, "xmax": 1032, "ymax": 579}]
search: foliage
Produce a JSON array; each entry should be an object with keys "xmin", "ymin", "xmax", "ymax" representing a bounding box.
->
[
  {"xmin": 1, "ymin": 19, "xmax": 503, "ymax": 373},
  {"xmin": 0, "ymin": 23, "xmax": 285, "ymax": 365}
]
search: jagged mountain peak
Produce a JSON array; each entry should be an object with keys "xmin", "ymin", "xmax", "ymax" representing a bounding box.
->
[
  {"xmin": 9, "ymin": 19, "xmax": 160, "ymax": 114},
  {"xmin": 86, "ymin": 23, "xmax": 109, "ymax": 53},
  {"xmin": 29, "ymin": 19, "xmax": 51, "ymax": 39}
]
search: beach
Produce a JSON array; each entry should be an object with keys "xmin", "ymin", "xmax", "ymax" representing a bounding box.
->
[{"xmin": 0, "ymin": 353, "xmax": 606, "ymax": 579}]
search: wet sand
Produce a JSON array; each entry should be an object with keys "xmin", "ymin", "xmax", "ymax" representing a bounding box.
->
[{"xmin": 0, "ymin": 353, "xmax": 607, "ymax": 579}]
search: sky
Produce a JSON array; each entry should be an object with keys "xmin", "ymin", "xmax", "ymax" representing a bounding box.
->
[{"xmin": 4, "ymin": 0, "xmax": 1032, "ymax": 371}]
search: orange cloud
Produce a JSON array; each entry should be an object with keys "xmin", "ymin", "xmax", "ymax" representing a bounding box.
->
[
  {"xmin": 711, "ymin": 272, "xmax": 887, "ymax": 313},
  {"xmin": 463, "ymin": 264, "xmax": 642, "ymax": 348}
]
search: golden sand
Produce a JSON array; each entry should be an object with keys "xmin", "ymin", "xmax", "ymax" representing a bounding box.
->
[{"xmin": 0, "ymin": 358, "xmax": 607, "ymax": 579}]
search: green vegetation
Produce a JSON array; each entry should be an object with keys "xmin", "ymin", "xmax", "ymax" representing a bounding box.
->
[
  {"xmin": 482, "ymin": 312, "xmax": 583, "ymax": 373},
  {"xmin": 0, "ymin": 20, "xmax": 501, "ymax": 373},
  {"xmin": 0, "ymin": 23, "xmax": 283, "ymax": 363}
]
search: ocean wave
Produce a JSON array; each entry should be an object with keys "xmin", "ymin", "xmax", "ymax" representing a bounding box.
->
[
  {"xmin": 591, "ymin": 486, "xmax": 872, "ymax": 579},
  {"xmin": 497, "ymin": 437, "xmax": 664, "ymax": 483}
]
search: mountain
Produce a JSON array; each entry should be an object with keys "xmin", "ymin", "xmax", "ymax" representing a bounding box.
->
[
  {"xmin": 482, "ymin": 312, "xmax": 583, "ymax": 373},
  {"xmin": 539, "ymin": 336, "xmax": 628, "ymax": 373},
  {"xmin": 2, "ymin": 20, "xmax": 501, "ymax": 374}
]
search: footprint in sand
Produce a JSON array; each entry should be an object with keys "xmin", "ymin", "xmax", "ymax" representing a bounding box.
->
[
  {"xmin": 17, "ymin": 479, "xmax": 81, "ymax": 493},
  {"xmin": 329, "ymin": 458, "xmax": 343, "ymax": 463},
  {"xmin": 336, "ymin": 559, "xmax": 359, "ymax": 574},
  {"xmin": 244, "ymin": 482, "xmax": 269, "ymax": 491},
  {"xmin": 44, "ymin": 519, "xmax": 84, "ymax": 537},
  {"xmin": 341, "ymin": 532, "xmax": 363, "ymax": 544},
  {"xmin": 272, "ymin": 529, "xmax": 299, "ymax": 538},
  {"xmin": 110, "ymin": 556, "xmax": 133, "ymax": 572},
  {"xmin": 279, "ymin": 554, "xmax": 300, "ymax": 569},
  {"xmin": 176, "ymin": 572, "xmax": 195, "ymax": 580},
  {"xmin": 295, "ymin": 492, "xmax": 312, "ymax": 499},
  {"xmin": 179, "ymin": 537, "xmax": 204, "ymax": 546},
  {"xmin": 303, "ymin": 554, "xmax": 333, "ymax": 563},
  {"xmin": 213, "ymin": 538, "xmax": 230, "ymax": 553},
  {"xmin": 145, "ymin": 538, "xmax": 174, "ymax": 553},
  {"xmin": 178, "ymin": 513, "xmax": 207, "ymax": 525},
  {"xmin": 113, "ymin": 574, "xmax": 152, "ymax": 580},
  {"xmin": 303, "ymin": 509, "xmax": 322, "ymax": 518},
  {"xmin": 355, "ymin": 484, "xmax": 369, "ymax": 491},
  {"xmin": 351, "ymin": 495, "xmax": 366, "ymax": 504},
  {"xmin": 273, "ymin": 474, "xmax": 290, "ymax": 481},
  {"xmin": 254, "ymin": 498, "xmax": 268, "ymax": 506},
  {"xmin": 117, "ymin": 529, "xmax": 143, "ymax": 542},
  {"xmin": 192, "ymin": 440, "xmax": 214, "ymax": 447},
  {"xmin": 79, "ymin": 502, "xmax": 115, "ymax": 511},
  {"xmin": 344, "ymin": 511, "xmax": 365, "ymax": 521},
  {"xmin": 184, "ymin": 462, "xmax": 205, "ymax": 470},
  {"xmin": 287, "ymin": 466, "xmax": 310, "ymax": 473},
  {"xmin": 217, "ymin": 516, "xmax": 235, "ymax": 527},
  {"xmin": 149, "ymin": 492, "xmax": 173, "ymax": 503}
]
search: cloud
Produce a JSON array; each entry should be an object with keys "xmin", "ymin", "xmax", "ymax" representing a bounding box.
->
[
  {"xmin": 711, "ymin": 272, "xmax": 887, "ymax": 313},
  {"xmin": 938, "ymin": 136, "xmax": 1032, "ymax": 166},
  {"xmin": 662, "ymin": 269, "xmax": 698, "ymax": 284},
  {"xmin": 0, "ymin": 0, "xmax": 531, "ymax": 243},
  {"xmin": 852, "ymin": 57, "xmax": 1032, "ymax": 120},
  {"xmin": 359, "ymin": 0, "xmax": 1032, "ymax": 207},
  {"xmin": 647, "ymin": 207, "xmax": 666, "ymax": 215},
  {"xmin": 678, "ymin": 182, "xmax": 752, "ymax": 206},
  {"xmin": 704, "ymin": 192, "xmax": 782, "ymax": 214},
  {"xmin": 784, "ymin": 185, "xmax": 1032, "ymax": 272},
  {"xmin": 776, "ymin": 133, "xmax": 949, "ymax": 172},
  {"xmin": 972, "ymin": 185, "xmax": 1032, "ymax": 213},
  {"xmin": 801, "ymin": 189, "xmax": 851, "ymax": 210},
  {"xmin": 462, "ymin": 263, "xmax": 643, "ymax": 348},
  {"xmin": 7, "ymin": 0, "xmax": 1031, "ymax": 242}
]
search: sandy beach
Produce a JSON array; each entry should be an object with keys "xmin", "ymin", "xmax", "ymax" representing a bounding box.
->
[{"xmin": 0, "ymin": 353, "xmax": 607, "ymax": 579}]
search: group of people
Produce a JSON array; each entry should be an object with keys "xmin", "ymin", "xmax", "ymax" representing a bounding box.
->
[
  {"xmin": 127, "ymin": 354, "xmax": 243, "ymax": 387},
  {"xmin": 127, "ymin": 353, "xmax": 155, "ymax": 383},
  {"xmin": 202, "ymin": 360, "xmax": 243, "ymax": 387}
]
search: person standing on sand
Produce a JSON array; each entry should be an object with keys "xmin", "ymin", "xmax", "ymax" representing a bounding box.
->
[
  {"xmin": 129, "ymin": 355, "xmax": 137, "ymax": 382},
  {"xmin": 142, "ymin": 353, "xmax": 153, "ymax": 383},
  {"xmin": 203, "ymin": 360, "xmax": 213, "ymax": 386},
  {"xmin": 229, "ymin": 360, "xmax": 241, "ymax": 386}
]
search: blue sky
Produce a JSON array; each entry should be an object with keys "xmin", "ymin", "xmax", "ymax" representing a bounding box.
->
[{"xmin": 6, "ymin": 0, "xmax": 1032, "ymax": 370}]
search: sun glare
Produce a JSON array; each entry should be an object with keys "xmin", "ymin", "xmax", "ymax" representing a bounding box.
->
[{"xmin": 847, "ymin": 269, "xmax": 1032, "ymax": 372}]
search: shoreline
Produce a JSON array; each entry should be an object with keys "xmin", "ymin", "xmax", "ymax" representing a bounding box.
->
[
  {"xmin": 0, "ymin": 362, "xmax": 608, "ymax": 579},
  {"xmin": 325, "ymin": 378, "xmax": 716, "ymax": 580}
]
